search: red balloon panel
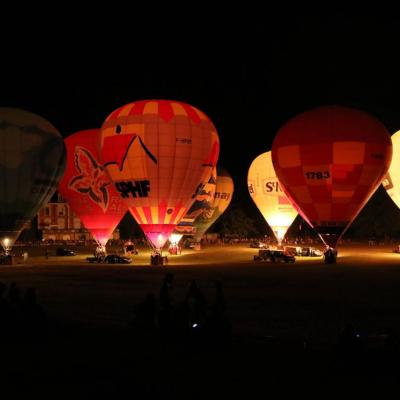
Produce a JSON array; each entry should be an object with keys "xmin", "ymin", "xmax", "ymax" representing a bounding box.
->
[{"xmin": 59, "ymin": 129, "xmax": 127, "ymax": 245}]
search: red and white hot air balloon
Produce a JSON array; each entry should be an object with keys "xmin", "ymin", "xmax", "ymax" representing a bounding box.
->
[
  {"xmin": 272, "ymin": 106, "xmax": 392, "ymax": 249},
  {"xmin": 100, "ymin": 100, "xmax": 219, "ymax": 250},
  {"xmin": 58, "ymin": 129, "xmax": 128, "ymax": 246}
]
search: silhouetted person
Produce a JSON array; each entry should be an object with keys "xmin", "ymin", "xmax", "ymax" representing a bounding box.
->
[
  {"xmin": 337, "ymin": 323, "xmax": 363, "ymax": 359},
  {"xmin": 383, "ymin": 327, "xmax": 399, "ymax": 352},
  {"xmin": 7, "ymin": 281, "xmax": 21, "ymax": 307},
  {"xmin": 20, "ymin": 288, "xmax": 47, "ymax": 339},
  {"xmin": 0, "ymin": 282, "xmax": 7, "ymax": 300},
  {"xmin": 213, "ymin": 281, "xmax": 225, "ymax": 315},
  {"xmin": 0, "ymin": 281, "xmax": 14, "ymax": 338},
  {"xmin": 206, "ymin": 281, "xmax": 231, "ymax": 349},
  {"xmin": 131, "ymin": 292, "xmax": 157, "ymax": 335},
  {"xmin": 185, "ymin": 280, "xmax": 207, "ymax": 330},
  {"xmin": 158, "ymin": 273, "xmax": 174, "ymax": 339},
  {"xmin": 159, "ymin": 273, "xmax": 174, "ymax": 311},
  {"xmin": 324, "ymin": 247, "xmax": 337, "ymax": 264}
]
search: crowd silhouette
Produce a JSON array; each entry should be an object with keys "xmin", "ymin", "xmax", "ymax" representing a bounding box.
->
[
  {"xmin": 1, "ymin": 271, "xmax": 400, "ymax": 394},
  {"xmin": 0, "ymin": 281, "xmax": 48, "ymax": 341},
  {"xmin": 130, "ymin": 273, "xmax": 232, "ymax": 351}
]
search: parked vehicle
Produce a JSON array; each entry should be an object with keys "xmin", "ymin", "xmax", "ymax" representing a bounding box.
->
[
  {"xmin": 284, "ymin": 246, "xmax": 302, "ymax": 256},
  {"xmin": 254, "ymin": 249, "xmax": 295, "ymax": 263},
  {"xmin": 56, "ymin": 247, "xmax": 76, "ymax": 256},
  {"xmin": 104, "ymin": 254, "xmax": 132, "ymax": 264},
  {"xmin": 86, "ymin": 256, "xmax": 104, "ymax": 263},
  {"xmin": 301, "ymin": 247, "xmax": 323, "ymax": 257},
  {"xmin": 183, "ymin": 239, "xmax": 196, "ymax": 249}
]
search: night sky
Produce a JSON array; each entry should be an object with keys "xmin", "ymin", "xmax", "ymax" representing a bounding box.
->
[{"xmin": 3, "ymin": 13, "xmax": 400, "ymax": 232}]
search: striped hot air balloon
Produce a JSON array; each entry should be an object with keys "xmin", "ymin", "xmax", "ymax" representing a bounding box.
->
[
  {"xmin": 272, "ymin": 106, "xmax": 392, "ymax": 249},
  {"xmin": 100, "ymin": 100, "xmax": 219, "ymax": 249}
]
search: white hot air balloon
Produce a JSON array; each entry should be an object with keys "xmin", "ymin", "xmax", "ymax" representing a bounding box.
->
[{"xmin": 248, "ymin": 151, "xmax": 298, "ymax": 244}]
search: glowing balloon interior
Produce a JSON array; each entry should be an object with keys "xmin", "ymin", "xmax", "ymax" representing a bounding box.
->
[
  {"xmin": 0, "ymin": 108, "xmax": 66, "ymax": 252},
  {"xmin": 100, "ymin": 100, "xmax": 219, "ymax": 249},
  {"xmin": 58, "ymin": 129, "xmax": 128, "ymax": 246},
  {"xmin": 272, "ymin": 106, "xmax": 392, "ymax": 248},
  {"xmin": 248, "ymin": 151, "xmax": 298, "ymax": 243},
  {"xmin": 169, "ymin": 233, "xmax": 183, "ymax": 245},
  {"xmin": 382, "ymin": 130, "xmax": 400, "ymax": 209}
]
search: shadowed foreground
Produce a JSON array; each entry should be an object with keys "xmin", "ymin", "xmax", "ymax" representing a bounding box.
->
[{"xmin": 1, "ymin": 243, "xmax": 400, "ymax": 395}]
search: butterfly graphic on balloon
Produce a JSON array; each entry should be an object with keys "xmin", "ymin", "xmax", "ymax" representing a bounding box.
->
[{"xmin": 68, "ymin": 146, "xmax": 112, "ymax": 212}]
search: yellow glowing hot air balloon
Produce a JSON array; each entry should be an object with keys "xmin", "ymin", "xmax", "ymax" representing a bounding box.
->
[
  {"xmin": 383, "ymin": 130, "xmax": 400, "ymax": 208},
  {"xmin": 248, "ymin": 151, "xmax": 298, "ymax": 244}
]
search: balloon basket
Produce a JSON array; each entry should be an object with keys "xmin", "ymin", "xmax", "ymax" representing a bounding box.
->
[{"xmin": 150, "ymin": 254, "xmax": 168, "ymax": 266}]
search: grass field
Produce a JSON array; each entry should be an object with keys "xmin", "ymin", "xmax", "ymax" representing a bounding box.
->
[{"xmin": 1, "ymin": 243, "xmax": 400, "ymax": 394}]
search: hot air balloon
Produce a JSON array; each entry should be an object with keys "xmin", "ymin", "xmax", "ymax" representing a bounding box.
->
[
  {"xmin": 192, "ymin": 166, "xmax": 234, "ymax": 242},
  {"xmin": 271, "ymin": 106, "xmax": 392, "ymax": 250},
  {"xmin": 382, "ymin": 130, "xmax": 400, "ymax": 208},
  {"xmin": 58, "ymin": 129, "xmax": 128, "ymax": 247},
  {"xmin": 100, "ymin": 100, "xmax": 219, "ymax": 250},
  {"xmin": 0, "ymin": 108, "xmax": 66, "ymax": 254},
  {"xmin": 248, "ymin": 151, "xmax": 298, "ymax": 244}
]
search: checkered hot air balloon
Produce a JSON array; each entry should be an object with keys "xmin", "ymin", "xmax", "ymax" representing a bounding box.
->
[
  {"xmin": 100, "ymin": 100, "xmax": 219, "ymax": 249},
  {"xmin": 271, "ymin": 106, "xmax": 392, "ymax": 249},
  {"xmin": 58, "ymin": 129, "xmax": 128, "ymax": 246}
]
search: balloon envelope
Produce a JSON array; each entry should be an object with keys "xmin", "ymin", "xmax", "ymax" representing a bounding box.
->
[
  {"xmin": 0, "ymin": 108, "xmax": 66, "ymax": 249},
  {"xmin": 382, "ymin": 130, "xmax": 400, "ymax": 208},
  {"xmin": 192, "ymin": 166, "xmax": 234, "ymax": 242},
  {"xmin": 174, "ymin": 167, "xmax": 217, "ymax": 236},
  {"xmin": 100, "ymin": 100, "xmax": 219, "ymax": 248},
  {"xmin": 272, "ymin": 106, "xmax": 392, "ymax": 248},
  {"xmin": 58, "ymin": 129, "xmax": 128, "ymax": 246},
  {"xmin": 248, "ymin": 151, "xmax": 298, "ymax": 242}
]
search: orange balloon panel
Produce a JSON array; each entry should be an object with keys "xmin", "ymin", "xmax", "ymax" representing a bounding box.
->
[
  {"xmin": 100, "ymin": 100, "xmax": 219, "ymax": 248},
  {"xmin": 271, "ymin": 106, "xmax": 392, "ymax": 248}
]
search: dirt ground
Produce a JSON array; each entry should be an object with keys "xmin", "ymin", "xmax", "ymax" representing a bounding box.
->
[{"xmin": 1, "ymin": 243, "xmax": 400, "ymax": 395}]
